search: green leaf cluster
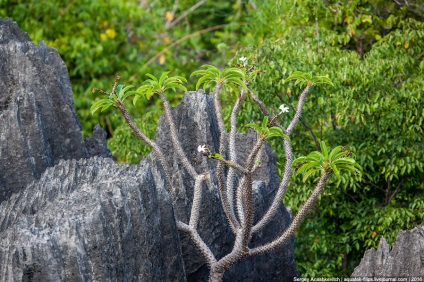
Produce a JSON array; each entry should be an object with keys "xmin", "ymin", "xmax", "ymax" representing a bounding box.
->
[
  {"xmin": 134, "ymin": 72, "xmax": 187, "ymax": 103},
  {"xmin": 245, "ymin": 116, "xmax": 289, "ymax": 140},
  {"xmin": 191, "ymin": 64, "xmax": 247, "ymax": 94},
  {"xmin": 284, "ymin": 71, "xmax": 334, "ymax": 88},
  {"xmin": 90, "ymin": 84, "xmax": 134, "ymax": 114},
  {"xmin": 292, "ymin": 142, "xmax": 361, "ymax": 182}
]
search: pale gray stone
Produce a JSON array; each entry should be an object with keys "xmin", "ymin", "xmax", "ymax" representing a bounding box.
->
[
  {"xmin": 0, "ymin": 17, "xmax": 110, "ymax": 204},
  {"xmin": 352, "ymin": 222, "xmax": 424, "ymax": 277},
  {"xmin": 0, "ymin": 157, "xmax": 186, "ymax": 281}
]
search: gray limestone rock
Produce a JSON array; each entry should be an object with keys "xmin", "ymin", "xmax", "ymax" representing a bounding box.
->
[
  {"xmin": 84, "ymin": 124, "xmax": 112, "ymax": 159},
  {"xmin": 0, "ymin": 18, "xmax": 110, "ymax": 204},
  {"xmin": 351, "ymin": 222, "xmax": 424, "ymax": 277},
  {"xmin": 0, "ymin": 157, "xmax": 186, "ymax": 281}
]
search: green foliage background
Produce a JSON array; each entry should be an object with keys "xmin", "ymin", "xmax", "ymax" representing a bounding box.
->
[{"xmin": 2, "ymin": 0, "xmax": 423, "ymax": 277}]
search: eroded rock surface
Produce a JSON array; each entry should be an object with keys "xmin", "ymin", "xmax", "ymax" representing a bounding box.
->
[
  {"xmin": 351, "ymin": 222, "xmax": 424, "ymax": 277},
  {"xmin": 0, "ymin": 18, "xmax": 110, "ymax": 203},
  {"xmin": 0, "ymin": 157, "xmax": 186, "ymax": 281}
]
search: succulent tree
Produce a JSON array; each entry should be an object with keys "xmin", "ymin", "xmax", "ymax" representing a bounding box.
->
[{"xmin": 91, "ymin": 63, "xmax": 361, "ymax": 281}]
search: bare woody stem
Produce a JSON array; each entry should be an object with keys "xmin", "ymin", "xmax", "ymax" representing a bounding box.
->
[
  {"xmin": 240, "ymin": 174, "xmax": 254, "ymax": 248},
  {"xmin": 189, "ymin": 173, "xmax": 210, "ymax": 228},
  {"xmin": 251, "ymin": 150, "xmax": 264, "ymax": 173},
  {"xmin": 115, "ymin": 101, "xmax": 171, "ymax": 180},
  {"xmin": 249, "ymin": 85, "xmax": 311, "ymax": 136},
  {"xmin": 226, "ymin": 88, "xmax": 246, "ymax": 225},
  {"xmin": 240, "ymin": 136, "xmax": 266, "ymax": 248},
  {"xmin": 213, "ymin": 83, "xmax": 240, "ymax": 232},
  {"xmin": 248, "ymin": 89, "xmax": 288, "ymax": 135},
  {"xmin": 213, "ymin": 82, "xmax": 226, "ymax": 158},
  {"xmin": 286, "ymin": 85, "xmax": 311, "ymax": 134},
  {"xmin": 237, "ymin": 136, "xmax": 265, "ymax": 248},
  {"xmin": 248, "ymin": 85, "xmax": 312, "ymax": 234},
  {"xmin": 246, "ymin": 135, "xmax": 267, "ymax": 172},
  {"xmin": 209, "ymin": 122, "xmax": 320, "ymax": 281},
  {"xmin": 235, "ymin": 176, "xmax": 247, "ymax": 225},
  {"xmin": 177, "ymin": 221, "xmax": 217, "ymax": 266},
  {"xmin": 249, "ymin": 171, "xmax": 331, "ymax": 255},
  {"xmin": 248, "ymin": 90, "xmax": 271, "ymax": 119},
  {"xmin": 210, "ymin": 156, "xmax": 248, "ymax": 175},
  {"xmin": 267, "ymin": 112, "xmax": 283, "ymax": 127},
  {"xmin": 210, "ymin": 235, "xmax": 249, "ymax": 280},
  {"xmin": 209, "ymin": 271, "xmax": 224, "ymax": 282},
  {"xmin": 159, "ymin": 92, "xmax": 198, "ymax": 178},
  {"xmin": 236, "ymin": 136, "xmax": 266, "ymax": 232},
  {"xmin": 252, "ymin": 138, "xmax": 292, "ymax": 233}
]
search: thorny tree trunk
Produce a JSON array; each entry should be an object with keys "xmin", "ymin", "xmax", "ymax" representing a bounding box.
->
[{"xmin": 209, "ymin": 271, "xmax": 224, "ymax": 282}]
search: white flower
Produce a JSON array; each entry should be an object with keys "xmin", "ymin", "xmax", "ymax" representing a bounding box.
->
[
  {"xmin": 197, "ymin": 145, "xmax": 208, "ymax": 154},
  {"xmin": 279, "ymin": 104, "xmax": 289, "ymax": 113},
  {"xmin": 239, "ymin": 56, "xmax": 247, "ymax": 63}
]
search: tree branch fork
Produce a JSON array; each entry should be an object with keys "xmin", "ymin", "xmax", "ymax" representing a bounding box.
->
[{"xmin": 115, "ymin": 81, "xmax": 330, "ymax": 281}]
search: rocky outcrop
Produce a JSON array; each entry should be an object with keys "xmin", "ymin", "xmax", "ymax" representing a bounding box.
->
[
  {"xmin": 351, "ymin": 222, "xmax": 424, "ymax": 277},
  {"xmin": 0, "ymin": 17, "xmax": 298, "ymax": 281},
  {"xmin": 0, "ymin": 18, "xmax": 110, "ymax": 204},
  {"xmin": 0, "ymin": 157, "xmax": 186, "ymax": 281}
]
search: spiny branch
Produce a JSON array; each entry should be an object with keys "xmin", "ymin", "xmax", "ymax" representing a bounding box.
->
[
  {"xmin": 253, "ymin": 138, "xmax": 293, "ymax": 233},
  {"xmin": 177, "ymin": 221, "xmax": 217, "ymax": 266},
  {"xmin": 213, "ymin": 83, "xmax": 240, "ymax": 233},
  {"xmin": 227, "ymin": 88, "xmax": 246, "ymax": 227},
  {"xmin": 211, "ymin": 157, "xmax": 248, "ymax": 175},
  {"xmin": 249, "ymin": 172, "xmax": 331, "ymax": 255},
  {"xmin": 287, "ymin": 85, "xmax": 311, "ymax": 134},
  {"xmin": 248, "ymin": 89, "xmax": 288, "ymax": 135},
  {"xmin": 115, "ymin": 101, "xmax": 171, "ymax": 180},
  {"xmin": 160, "ymin": 92, "xmax": 198, "ymax": 178},
  {"xmin": 189, "ymin": 173, "xmax": 210, "ymax": 228}
]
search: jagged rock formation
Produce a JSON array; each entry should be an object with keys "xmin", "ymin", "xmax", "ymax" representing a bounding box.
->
[
  {"xmin": 0, "ymin": 18, "xmax": 298, "ymax": 281},
  {"xmin": 0, "ymin": 18, "xmax": 110, "ymax": 204},
  {"xmin": 351, "ymin": 222, "xmax": 424, "ymax": 277},
  {"xmin": 0, "ymin": 157, "xmax": 186, "ymax": 281}
]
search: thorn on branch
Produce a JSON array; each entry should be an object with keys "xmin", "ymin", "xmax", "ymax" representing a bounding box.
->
[
  {"xmin": 92, "ymin": 88, "xmax": 110, "ymax": 96},
  {"xmin": 111, "ymin": 75, "xmax": 121, "ymax": 95}
]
